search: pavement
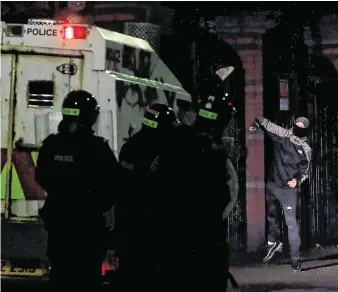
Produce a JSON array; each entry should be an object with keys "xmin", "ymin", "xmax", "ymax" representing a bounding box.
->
[
  {"xmin": 2, "ymin": 246, "xmax": 338, "ymax": 291},
  {"xmin": 229, "ymin": 246, "xmax": 338, "ymax": 292}
]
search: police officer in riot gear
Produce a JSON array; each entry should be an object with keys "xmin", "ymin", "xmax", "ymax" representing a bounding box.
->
[
  {"xmin": 195, "ymin": 92, "xmax": 239, "ymax": 220},
  {"xmin": 114, "ymin": 103, "xmax": 179, "ymax": 288},
  {"xmin": 119, "ymin": 103, "xmax": 178, "ymax": 175},
  {"xmin": 172, "ymin": 88, "xmax": 238, "ymax": 290},
  {"xmin": 35, "ymin": 90, "xmax": 119, "ymax": 289},
  {"xmin": 116, "ymin": 95, "xmax": 236, "ymax": 290}
]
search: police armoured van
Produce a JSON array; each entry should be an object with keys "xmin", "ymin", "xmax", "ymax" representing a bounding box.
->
[{"xmin": 0, "ymin": 19, "xmax": 191, "ymax": 277}]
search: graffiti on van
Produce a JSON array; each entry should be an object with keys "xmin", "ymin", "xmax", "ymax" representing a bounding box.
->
[
  {"xmin": 0, "ymin": 148, "xmax": 45, "ymax": 201},
  {"xmin": 116, "ymin": 45, "xmax": 177, "ymax": 146}
]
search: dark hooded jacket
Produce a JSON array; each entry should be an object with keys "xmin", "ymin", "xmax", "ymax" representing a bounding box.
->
[{"xmin": 256, "ymin": 116, "xmax": 312, "ymax": 188}]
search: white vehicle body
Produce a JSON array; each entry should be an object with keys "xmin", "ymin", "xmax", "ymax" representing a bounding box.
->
[{"xmin": 0, "ymin": 21, "xmax": 190, "ymax": 224}]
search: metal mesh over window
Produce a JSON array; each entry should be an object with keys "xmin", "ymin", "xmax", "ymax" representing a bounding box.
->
[
  {"xmin": 124, "ymin": 22, "xmax": 162, "ymax": 51},
  {"xmin": 28, "ymin": 80, "xmax": 54, "ymax": 108}
]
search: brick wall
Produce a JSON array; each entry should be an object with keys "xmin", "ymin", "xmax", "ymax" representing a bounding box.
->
[{"xmin": 319, "ymin": 14, "xmax": 338, "ymax": 71}]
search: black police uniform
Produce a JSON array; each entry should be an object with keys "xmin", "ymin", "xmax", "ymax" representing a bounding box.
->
[
  {"xmin": 171, "ymin": 92, "xmax": 238, "ymax": 290},
  {"xmin": 114, "ymin": 104, "xmax": 178, "ymax": 288},
  {"xmin": 116, "ymin": 101, "xmax": 232, "ymax": 290},
  {"xmin": 172, "ymin": 125, "xmax": 230, "ymax": 290},
  {"xmin": 35, "ymin": 90, "xmax": 119, "ymax": 289}
]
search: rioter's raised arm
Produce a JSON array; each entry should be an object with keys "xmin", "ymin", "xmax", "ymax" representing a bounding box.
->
[{"xmin": 255, "ymin": 116, "xmax": 290, "ymax": 142}]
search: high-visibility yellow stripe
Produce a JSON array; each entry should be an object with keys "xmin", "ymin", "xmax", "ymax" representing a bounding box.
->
[
  {"xmin": 1, "ymin": 152, "xmax": 40, "ymax": 200},
  {"xmin": 0, "ymin": 161, "xmax": 25, "ymax": 200},
  {"xmin": 11, "ymin": 165, "xmax": 25, "ymax": 200},
  {"xmin": 63, "ymin": 108, "xmax": 80, "ymax": 116},
  {"xmin": 199, "ymin": 109, "xmax": 218, "ymax": 120},
  {"xmin": 11, "ymin": 152, "xmax": 40, "ymax": 200},
  {"xmin": 1, "ymin": 260, "xmax": 46, "ymax": 276},
  {"xmin": 1, "ymin": 162, "xmax": 8, "ymax": 200},
  {"xmin": 142, "ymin": 117, "xmax": 158, "ymax": 128},
  {"xmin": 31, "ymin": 151, "xmax": 39, "ymax": 165}
]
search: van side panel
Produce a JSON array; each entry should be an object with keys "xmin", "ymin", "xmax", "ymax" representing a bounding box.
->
[
  {"xmin": 1, "ymin": 54, "xmax": 13, "ymax": 216},
  {"xmin": 96, "ymin": 72, "xmax": 118, "ymax": 155},
  {"xmin": 7, "ymin": 53, "xmax": 83, "ymax": 220}
]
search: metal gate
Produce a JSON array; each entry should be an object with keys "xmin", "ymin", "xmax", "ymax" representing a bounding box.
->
[{"xmin": 301, "ymin": 75, "xmax": 338, "ymax": 248}]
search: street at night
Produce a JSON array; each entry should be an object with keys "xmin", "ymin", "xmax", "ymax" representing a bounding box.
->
[{"xmin": 1, "ymin": 1, "xmax": 338, "ymax": 291}]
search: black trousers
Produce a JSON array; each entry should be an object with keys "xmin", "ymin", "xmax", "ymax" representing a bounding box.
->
[
  {"xmin": 266, "ymin": 181, "xmax": 301, "ymax": 257},
  {"xmin": 47, "ymin": 229, "xmax": 105, "ymax": 290},
  {"xmin": 114, "ymin": 241, "xmax": 228, "ymax": 290}
]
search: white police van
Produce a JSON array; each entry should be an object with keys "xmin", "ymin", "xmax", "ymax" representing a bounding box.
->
[{"xmin": 0, "ymin": 19, "xmax": 191, "ymax": 277}]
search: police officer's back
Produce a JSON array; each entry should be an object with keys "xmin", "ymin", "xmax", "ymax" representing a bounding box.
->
[
  {"xmin": 171, "ymin": 93, "xmax": 237, "ymax": 290},
  {"xmin": 117, "ymin": 104, "xmax": 177, "ymax": 246},
  {"xmin": 119, "ymin": 105, "xmax": 176, "ymax": 186},
  {"xmin": 115, "ymin": 104, "xmax": 179, "ymax": 287},
  {"xmin": 116, "ymin": 100, "xmax": 235, "ymax": 290},
  {"xmin": 35, "ymin": 90, "xmax": 119, "ymax": 288}
]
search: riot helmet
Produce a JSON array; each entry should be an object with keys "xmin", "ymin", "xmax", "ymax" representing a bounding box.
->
[
  {"xmin": 59, "ymin": 90, "xmax": 100, "ymax": 133},
  {"xmin": 195, "ymin": 91, "xmax": 236, "ymax": 139},
  {"xmin": 141, "ymin": 103, "xmax": 178, "ymax": 132},
  {"xmin": 62, "ymin": 90, "xmax": 100, "ymax": 125}
]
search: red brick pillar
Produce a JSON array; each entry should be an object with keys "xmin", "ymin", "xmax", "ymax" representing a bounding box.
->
[
  {"xmin": 320, "ymin": 14, "xmax": 338, "ymax": 70},
  {"xmin": 240, "ymin": 49, "xmax": 266, "ymax": 252},
  {"xmin": 219, "ymin": 15, "xmax": 268, "ymax": 251},
  {"xmin": 239, "ymin": 48, "xmax": 266, "ymax": 251}
]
